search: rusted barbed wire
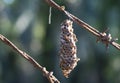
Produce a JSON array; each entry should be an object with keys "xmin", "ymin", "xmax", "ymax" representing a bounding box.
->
[
  {"xmin": 0, "ymin": 34, "xmax": 60, "ymax": 83},
  {"xmin": 0, "ymin": 0, "xmax": 120, "ymax": 83},
  {"xmin": 45, "ymin": 0, "xmax": 120, "ymax": 50}
]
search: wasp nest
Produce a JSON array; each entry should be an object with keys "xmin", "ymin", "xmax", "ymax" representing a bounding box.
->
[{"xmin": 60, "ymin": 19, "xmax": 80, "ymax": 78}]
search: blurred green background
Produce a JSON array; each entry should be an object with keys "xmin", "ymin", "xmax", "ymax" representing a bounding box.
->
[{"xmin": 0, "ymin": 0, "xmax": 120, "ymax": 83}]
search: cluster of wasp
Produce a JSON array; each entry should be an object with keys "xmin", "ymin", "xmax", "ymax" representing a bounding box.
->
[{"xmin": 59, "ymin": 19, "xmax": 80, "ymax": 78}]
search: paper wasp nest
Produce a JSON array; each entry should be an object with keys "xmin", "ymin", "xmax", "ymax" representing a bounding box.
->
[{"xmin": 60, "ymin": 19, "xmax": 80, "ymax": 78}]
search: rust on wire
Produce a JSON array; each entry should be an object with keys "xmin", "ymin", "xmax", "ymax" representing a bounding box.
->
[
  {"xmin": 0, "ymin": 34, "xmax": 60, "ymax": 83},
  {"xmin": 45, "ymin": 0, "xmax": 120, "ymax": 51}
]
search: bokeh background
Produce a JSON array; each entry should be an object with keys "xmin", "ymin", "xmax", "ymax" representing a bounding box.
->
[{"xmin": 0, "ymin": 0, "xmax": 120, "ymax": 83}]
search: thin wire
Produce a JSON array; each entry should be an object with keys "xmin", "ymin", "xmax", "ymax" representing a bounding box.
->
[{"xmin": 49, "ymin": 7, "xmax": 52, "ymax": 24}]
